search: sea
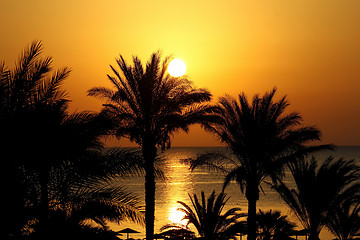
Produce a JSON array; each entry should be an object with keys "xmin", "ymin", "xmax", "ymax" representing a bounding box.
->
[{"xmin": 111, "ymin": 146, "xmax": 360, "ymax": 240}]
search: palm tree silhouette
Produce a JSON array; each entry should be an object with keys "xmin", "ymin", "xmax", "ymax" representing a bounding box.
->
[
  {"xmin": 189, "ymin": 88, "xmax": 331, "ymax": 240},
  {"xmin": 159, "ymin": 225, "xmax": 195, "ymax": 240},
  {"xmin": 0, "ymin": 40, "xmax": 72, "ymax": 237},
  {"xmin": 326, "ymin": 199, "xmax": 360, "ymax": 240},
  {"xmin": 273, "ymin": 156, "xmax": 360, "ymax": 240},
  {"xmin": 256, "ymin": 209, "xmax": 296, "ymax": 240},
  {"xmin": 1, "ymin": 41, "xmax": 140, "ymax": 239},
  {"xmin": 29, "ymin": 148, "xmax": 145, "ymax": 240},
  {"xmin": 32, "ymin": 210, "xmax": 123, "ymax": 240},
  {"xmin": 161, "ymin": 191, "xmax": 247, "ymax": 240},
  {"xmin": 88, "ymin": 52, "xmax": 213, "ymax": 240},
  {"xmin": 0, "ymin": 40, "xmax": 69, "ymax": 106}
]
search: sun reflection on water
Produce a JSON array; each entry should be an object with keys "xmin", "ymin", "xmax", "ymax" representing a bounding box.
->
[
  {"xmin": 168, "ymin": 205, "xmax": 187, "ymax": 225},
  {"xmin": 160, "ymin": 150, "xmax": 195, "ymax": 226}
]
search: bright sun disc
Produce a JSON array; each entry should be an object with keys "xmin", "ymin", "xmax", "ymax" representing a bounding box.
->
[
  {"xmin": 168, "ymin": 206, "xmax": 187, "ymax": 225},
  {"xmin": 168, "ymin": 59, "xmax": 186, "ymax": 77}
]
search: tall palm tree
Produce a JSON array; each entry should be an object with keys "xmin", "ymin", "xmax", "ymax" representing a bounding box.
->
[
  {"xmin": 161, "ymin": 191, "xmax": 247, "ymax": 240},
  {"xmin": 190, "ymin": 88, "xmax": 331, "ymax": 240},
  {"xmin": 256, "ymin": 209, "xmax": 296, "ymax": 240},
  {"xmin": 88, "ymin": 52, "xmax": 213, "ymax": 240},
  {"xmin": 0, "ymin": 41, "xmax": 135, "ymax": 239},
  {"xmin": 0, "ymin": 40, "xmax": 72, "ymax": 237},
  {"xmin": 273, "ymin": 156, "xmax": 360, "ymax": 240}
]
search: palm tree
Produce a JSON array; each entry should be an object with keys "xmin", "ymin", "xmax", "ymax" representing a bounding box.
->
[
  {"xmin": 189, "ymin": 88, "xmax": 331, "ymax": 240},
  {"xmin": 1, "ymin": 41, "xmax": 142, "ymax": 239},
  {"xmin": 0, "ymin": 40, "xmax": 72, "ymax": 237},
  {"xmin": 161, "ymin": 191, "xmax": 247, "ymax": 240},
  {"xmin": 28, "ymin": 149, "xmax": 145, "ymax": 240},
  {"xmin": 0, "ymin": 40, "xmax": 70, "ymax": 113},
  {"xmin": 160, "ymin": 224, "xmax": 196, "ymax": 240},
  {"xmin": 88, "ymin": 52, "xmax": 213, "ymax": 240},
  {"xmin": 30, "ymin": 184, "xmax": 143, "ymax": 240},
  {"xmin": 256, "ymin": 209, "xmax": 296, "ymax": 240},
  {"xmin": 31, "ymin": 211, "xmax": 123, "ymax": 240},
  {"xmin": 326, "ymin": 199, "xmax": 360, "ymax": 240},
  {"xmin": 273, "ymin": 156, "xmax": 360, "ymax": 240}
]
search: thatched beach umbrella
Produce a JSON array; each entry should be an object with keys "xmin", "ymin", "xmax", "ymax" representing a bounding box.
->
[{"xmin": 117, "ymin": 228, "xmax": 140, "ymax": 239}]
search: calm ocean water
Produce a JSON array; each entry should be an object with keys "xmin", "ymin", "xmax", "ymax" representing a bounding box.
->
[{"xmin": 112, "ymin": 146, "xmax": 360, "ymax": 240}]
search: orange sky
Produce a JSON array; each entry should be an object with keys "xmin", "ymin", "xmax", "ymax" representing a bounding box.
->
[{"xmin": 1, "ymin": 0, "xmax": 360, "ymax": 146}]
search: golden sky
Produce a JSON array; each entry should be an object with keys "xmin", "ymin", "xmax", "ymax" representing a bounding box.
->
[{"xmin": 1, "ymin": 0, "xmax": 360, "ymax": 146}]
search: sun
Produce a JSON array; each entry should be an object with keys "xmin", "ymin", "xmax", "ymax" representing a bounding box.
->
[{"xmin": 168, "ymin": 59, "xmax": 186, "ymax": 77}]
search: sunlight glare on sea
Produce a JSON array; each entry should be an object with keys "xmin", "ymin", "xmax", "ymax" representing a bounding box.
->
[{"xmin": 112, "ymin": 146, "xmax": 360, "ymax": 240}]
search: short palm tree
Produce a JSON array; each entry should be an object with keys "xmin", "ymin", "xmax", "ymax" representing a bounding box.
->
[
  {"xmin": 31, "ymin": 212, "xmax": 122, "ymax": 240},
  {"xmin": 190, "ymin": 88, "xmax": 331, "ymax": 240},
  {"xmin": 161, "ymin": 191, "xmax": 247, "ymax": 240},
  {"xmin": 273, "ymin": 156, "xmax": 360, "ymax": 240},
  {"xmin": 256, "ymin": 209, "xmax": 296, "ymax": 240},
  {"xmin": 88, "ymin": 52, "xmax": 213, "ymax": 240},
  {"xmin": 159, "ymin": 224, "xmax": 196, "ymax": 240},
  {"xmin": 326, "ymin": 199, "xmax": 360, "ymax": 240}
]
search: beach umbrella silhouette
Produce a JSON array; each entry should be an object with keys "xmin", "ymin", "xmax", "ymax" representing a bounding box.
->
[
  {"xmin": 291, "ymin": 229, "xmax": 309, "ymax": 240},
  {"xmin": 117, "ymin": 228, "xmax": 140, "ymax": 239}
]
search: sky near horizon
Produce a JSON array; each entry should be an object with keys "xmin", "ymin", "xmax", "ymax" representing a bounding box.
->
[{"xmin": 1, "ymin": 0, "xmax": 360, "ymax": 146}]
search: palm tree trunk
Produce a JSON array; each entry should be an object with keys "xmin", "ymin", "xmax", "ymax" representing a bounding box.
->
[
  {"xmin": 143, "ymin": 139, "xmax": 157, "ymax": 240},
  {"xmin": 247, "ymin": 197, "xmax": 257, "ymax": 240},
  {"xmin": 246, "ymin": 181, "xmax": 259, "ymax": 240}
]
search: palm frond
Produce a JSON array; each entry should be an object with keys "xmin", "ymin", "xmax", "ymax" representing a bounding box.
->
[
  {"xmin": 70, "ymin": 183, "xmax": 144, "ymax": 225},
  {"xmin": 173, "ymin": 191, "xmax": 246, "ymax": 239},
  {"xmin": 187, "ymin": 152, "xmax": 233, "ymax": 173},
  {"xmin": 223, "ymin": 167, "xmax": 247, "ymax": 193},
  {"xmin": 326, "ymin": 200, "xmax": 360, "ymax": 240},
  {"xmin": 273, "ymin": 156, "xmax": 360, "ymax": 240},
  {"xmin": 87, "ymin": 86, "xmax": 115, "ymax": 100}
]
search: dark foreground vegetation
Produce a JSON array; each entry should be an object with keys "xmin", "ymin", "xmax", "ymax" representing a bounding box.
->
[{"xmin": 1, "ymin": 41, "xmax": 360, "ymax": 240}]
